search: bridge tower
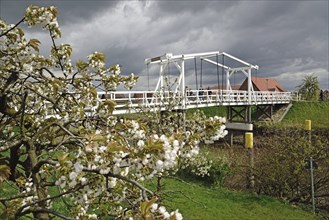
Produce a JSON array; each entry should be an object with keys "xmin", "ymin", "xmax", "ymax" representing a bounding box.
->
[{"xmin": 145, "ymin": 51, "xmax": 259, "ymax": 133}]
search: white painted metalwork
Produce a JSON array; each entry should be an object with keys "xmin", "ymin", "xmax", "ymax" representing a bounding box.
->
[
  {"xmin": 96, "ymin": 89, "xmax": 292, "ymax": 115},
  {"xmin": 145, "ymin": 51, "xmax": 260, "ymax": 108}
]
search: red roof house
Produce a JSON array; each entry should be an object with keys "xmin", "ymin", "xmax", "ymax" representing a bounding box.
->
[{"xmin": 239, "ymin": 77, "xmax": 286, "ymax": 92}]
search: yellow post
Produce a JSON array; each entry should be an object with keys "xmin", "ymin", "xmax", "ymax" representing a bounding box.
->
[
  {"xmin": 245, "ymin": 132, "xmax": 253, "ymax": 149},
  {"xmin": 245, "ymin": 132, "xmax": 254, "ymax": 189},
  {"xmin": 305, "ymin": 120, "xmax": 312, "ymax": 131}
]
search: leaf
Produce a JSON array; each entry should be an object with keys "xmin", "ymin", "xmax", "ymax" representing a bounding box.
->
[
  {"xmin": 107, "ymin": 142, "xmax": 125, "ymax": 153},
  {"xmin": 76, "ymin": 60, "xmax": 88, "ymax": 71},
  {"xmin": 0, "ymin": 165, "xmax": 11, "ymax": 182},
  {"xmin": 57, "ymin": 153, "xmax": 69, "ymax": 164},
  {"xmin": 140, "ymin": 197, "xmax": 157, "ymax": 218},
  {"xmin": 145, "ymin": 141, "xmax": 163, "ymax": 152},
  {"xmin": 0, "ymin": 204, "xmax": 16, "ymax": 219},
  {"xmin": 28, "ymin": 39, "xmax": 41, "ymax": 52},
  {"xmin": 99, "ymin": 100, "xmax": 116, "ymax": 113},
  {"xmin": 89, "ymin": 87, "xmax": 97, "ymax": 98},
  {"xmin": 93, "ymin": 134, "xmax": 105, "ymax": 142},
  {"xmin": 17, "ymin": 27, "xmax": 25, "ymax": 37},
  {"xmin": 49, "ymin": 6, "xmax": 58, "ymax": 17}
]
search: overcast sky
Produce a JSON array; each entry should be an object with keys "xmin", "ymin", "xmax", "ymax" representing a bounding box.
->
[{"xmin": 1, "ymin": 0, "xmax": 328, "ymax": 91}]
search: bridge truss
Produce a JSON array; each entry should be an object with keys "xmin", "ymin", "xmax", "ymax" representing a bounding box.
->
[{"xmin": 97, "ymin": 51, "xmax": 292, "ymax": 115}]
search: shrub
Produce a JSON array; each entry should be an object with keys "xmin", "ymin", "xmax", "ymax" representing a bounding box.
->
[
  {"xmin": 254, "ymin": 128, "xmax": 329, "ymax": 210},
  {"xmin": 178, "ymin": 151, "xmax": 230, "ymax": 186}
]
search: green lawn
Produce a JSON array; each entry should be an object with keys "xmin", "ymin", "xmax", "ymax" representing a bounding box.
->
[
  {"xmin": 281, "ymin": 101, "xmax": 329, "ymax": 128},
  {"xmin": 148, "ymin": 178, "xmax": 320, "ymax": 220}
]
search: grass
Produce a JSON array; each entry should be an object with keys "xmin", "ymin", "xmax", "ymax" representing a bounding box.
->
[
  {"xmin": 280, "ymin": 101, "xmax": 329, "ymax": 128},
  {"xmin": 187, "ymin": 101, "xmax": 329, "ymax": 128},
  {"xmin": 147, "ymin": 178, "xmax": 320, "ymax": 220}
]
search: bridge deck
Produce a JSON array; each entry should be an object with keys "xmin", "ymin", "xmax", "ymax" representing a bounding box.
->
[{"xmin": 97, "ymin": 89, "xmax": 292, "ymax": 115}]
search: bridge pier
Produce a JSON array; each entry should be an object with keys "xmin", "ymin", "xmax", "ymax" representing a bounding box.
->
[
  {"xmin": 226, "ymin": 106, "xmax": 253, "ymax": 146},
  {"xmin": 227, "ymin": 106, "xmax": 252, "ymax": 123},
  {"xmin": 256, "ymin": 105, "xmax": 274, "ymax": 121}
]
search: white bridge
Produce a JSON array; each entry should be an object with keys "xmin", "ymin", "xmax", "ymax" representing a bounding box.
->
[{"xmin": 96, "ymin": 51, "xmax": 292, "ymax": 115}]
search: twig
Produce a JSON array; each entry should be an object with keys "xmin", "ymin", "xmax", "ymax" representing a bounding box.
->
[
  {"xmin": 83, "ymin": 168, "xmax": 154, "ymax": 197},
  {"xmin": 32, "ymin": 159, "xmax": 58, "ymax": 173},
  {"xmin": 0, "ymin": 192, "xmax": 33, "ymax": 202},
  {"xmin": 0, "ymin": 17, "xmax": 25, "ymax": 37},
  {"xmin": 49, "ymin": 30, "xmax": 66, "ymax": 76},
  {"xmin": 35, "ymin": 207, "xmax": 75, "ymax": 220},
  {"xmin": 15, "ymin": 184, "xmax": 85, "ymax": 217},
  {"xmin": 0, "ymin": 139, "xmax": 23, "ymax": 152}
]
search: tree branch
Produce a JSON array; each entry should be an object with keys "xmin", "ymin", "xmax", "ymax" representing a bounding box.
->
[
  {"xmin": 0, "ymin": 17, "xmax": 25, "ymax": 37},
  {"xmin": 39, "ymin": 67, "xmax": 56, "ymax": 78},
  {"xmin": 0, "ymin": 139, "xmax": 23, "ymax": 152},
  {"xmin": 0, "ymin": 192, "xmax": 33, "ymax": 202},
  {"xmin": 54, "ymin": 122, "xmax": 86, "ymax": 145},
  {"xmin": 15, "ymin": 183, "xmax": 86, "ymax": 218},
  {"xmin": 34, "ymin": 207, "xmax": 75, "ymax": 220},
  {"xmin": 49, "ymin": 30, "xmax": 66, "ymax": 77},
  {"xmin": 32, "ymin": 159, "xmax": 58, "ymax": 173},
  {"xmin": 20, "ymin": 91, "xmax": 28, "ymax": 137},
  {"xmin": 83, "ymin": 168, "xmax": 154, "ymax": 197}
]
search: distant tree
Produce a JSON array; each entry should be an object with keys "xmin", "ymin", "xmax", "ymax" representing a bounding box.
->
[{"xmin": 297, "ymin": 74, "xmax": 320, "ymax": 101}]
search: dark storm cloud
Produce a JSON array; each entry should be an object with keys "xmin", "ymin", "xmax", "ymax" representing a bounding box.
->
[
  {"xmin": 1, "ymin": 0, "xmax": 328, "ymax": 91},
  {"xmin": 0, "ymin": 0, "xmax": 117, "ymax": 24}
]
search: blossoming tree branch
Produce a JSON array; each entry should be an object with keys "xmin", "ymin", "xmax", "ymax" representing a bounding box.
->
[{"xmin": 0, "ymin": 5, "xmax": 227, "ymax": 219}]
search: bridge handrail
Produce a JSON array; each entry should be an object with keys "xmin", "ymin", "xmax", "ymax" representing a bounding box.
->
[{"xmin": 97, "ymin": 90, "xmax": 291, "ymax": 107}]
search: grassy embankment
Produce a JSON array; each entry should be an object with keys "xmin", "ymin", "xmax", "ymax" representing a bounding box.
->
[
  {"xmin": 188, "ymin": 101, "xmax": 329, "ymax": 128},
  {"xmin": 280, "ymin": 101, "xmax": 329, "ymax": 128},
  {"xmin": 147, "ymin": 178, "xmax": 319, "ymax": 220}
]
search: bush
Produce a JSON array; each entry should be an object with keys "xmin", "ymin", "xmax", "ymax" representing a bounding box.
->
[
  {"xmin": 178, "ymin": 152, "xmax": 230, "ymax": 186},
  {"xmin": 253, "ymin": 128, "xmax": 329, "ymax": 210}
]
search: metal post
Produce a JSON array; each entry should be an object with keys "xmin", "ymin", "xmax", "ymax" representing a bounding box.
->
[
  {"xmin": 305, "ymin": 120, "xmax": 315, "ymax": 214},
  {"xmin": 247, "ymin": 68, "xmax": 252, "ymax": 105},
  {"xmin": 310, "ymin": 156, "xmax": 315, "ymax": 214},
  {"xmin": 160, "ymin": 64, "xmax": 164, "ymax": 89},
  {"xmin": 226, "ymin": 70, "xmax": 230, "ymax": 90},
  {"xmin": 181, "ymin": 59, "xmax": 186, "ymax": 110}
]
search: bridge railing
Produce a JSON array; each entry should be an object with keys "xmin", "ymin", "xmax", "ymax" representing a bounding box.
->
[
  {"xmin": 185, "ymin": 90, "xmax": 291, "ymax": 106},
  {"xmin": 96, "ymin": 90, "xmax": 292, "ymax": 114}
]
